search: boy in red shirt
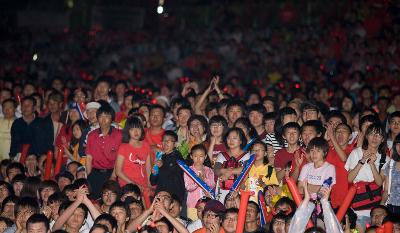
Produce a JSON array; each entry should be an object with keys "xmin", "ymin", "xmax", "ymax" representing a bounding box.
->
[{"xmin": 274, "ymin": 122, "xmax": 306, "ymax": 182}]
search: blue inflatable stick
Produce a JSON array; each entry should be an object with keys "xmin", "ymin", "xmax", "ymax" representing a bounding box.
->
[
  {"xmin": 228, "ymin": 154, "xmax": 256, "ymax": 194},
  {"xmin": 176, "ymin": 159, "xmax": 216, "ymax": 199}
]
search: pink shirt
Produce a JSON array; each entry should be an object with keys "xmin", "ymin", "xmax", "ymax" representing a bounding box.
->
[{"xmin": 184, "ymin": 165, "xmax": 215, "ymax": 208}]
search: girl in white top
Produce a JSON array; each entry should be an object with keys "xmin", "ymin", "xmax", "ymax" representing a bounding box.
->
[
  {"xmin": 345, "ymin": 123, "xmax": 389, "ymax": 231},
  {"xmin": 298, "ymin": 137, "xmax": 336, "ymax": 196}
]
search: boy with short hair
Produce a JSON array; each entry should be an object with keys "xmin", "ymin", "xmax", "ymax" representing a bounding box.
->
[
  {"xmin": 263, "ymin": 112, "xmax": 276, "ymax": 135},
  {"xmin": 150, "ymin": 130, "xmax": 185, "ymax": 203},
  {"xmin": 248, "ymin": 104, "xmax": 267, "ymax": 139},
  {"xmin": 300, "ymin": 120, "xmax": 323, "ymax": 147},
  {"xmin": 274, "ymin": 122, "xmax": 306, "ymax": 182}
]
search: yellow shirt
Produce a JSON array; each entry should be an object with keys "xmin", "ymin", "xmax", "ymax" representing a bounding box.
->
[
  {"xmin": 0, "ymin": 118, "xmax": 14, "ymax": 160},
  {"xmin": 245, "ymin": 163, "xmax": 279, "ymax": 201}
]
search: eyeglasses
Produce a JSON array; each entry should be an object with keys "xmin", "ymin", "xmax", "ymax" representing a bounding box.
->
[
  {"xmin": 210, "ymin": 123, "xmax": 223, "ymax": 128},
  {"xmin": 390, "ymin": 120, "xmax": 400, "ymax": 126},
  {"xmin": 224, "ymin": 216, "xmax": 237, "ymax": 222},
  {"xmin": 367, "ymin": 133, "xmax": 383, "ymax": 138},
  {"xmin": 162, "ymin": 139, "xmax": 175, "ymax": 143},
  {"xmin": 273, "ymin": 219, "xmax": 286, "ymax": 225},
  {"xmin": 156, "ymin": 194, "xmax": 172, "ymax": 200},
  {"xmin": 252, "ymin": 149, "xmax": 265, "ymax": 153},
  {"xmin": 204, "ymin": 212, "xmax": 219, "ymax": 219}
]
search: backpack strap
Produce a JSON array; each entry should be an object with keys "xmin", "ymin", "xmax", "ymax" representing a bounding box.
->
[
  {"xmin": 236, "ymin": 152, "xmax": 247, "ymax": 162},
  {"xmin": 266, "ymin": 165, "xmax": 273, "ymax": 179},
  {"xmin": 221, "ymin": 152, "xmax": 231, "ymax": 161}
]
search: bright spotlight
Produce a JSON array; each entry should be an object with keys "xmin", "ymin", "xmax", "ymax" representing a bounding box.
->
[
  {"xmin": 157, "ymin": 5, "xmax": 164, "ymax": 14},
  {"xmin": 32, "ymin": 53, "xmax": 38, "ymax": 61}
]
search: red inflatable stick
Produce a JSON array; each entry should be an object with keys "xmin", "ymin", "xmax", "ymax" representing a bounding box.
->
[
  {"xmin": 285, "ymin": 177, "xmax": 302, "ymax": 206},
  {"xmin": 384, "ymin": 222, "xmax": 394, "ymax": 233},
  {"xmin": 336, "ymin": 185, "xmax": 356, "ymax": 222},
  {"xmin": 20, "ymin": 144, "xmax": 30, "ymax": 164},
  {"xmin": 377, "ymin": 221, "xmax": 394, "ymax": 233},
  {"xmin": 44, "ymin": 151, "xmax": 53, "ymax": 180},
  {"xmin": 285, "ymin": 177, "xmax": 313, "ymax": 228},
  {"xmin": 236, "ymin": 190, "xmax": 253, "ymax": 233},
  {"xmin": 53, "ymin": 147, "xmax": 64, "ymax": 178}
]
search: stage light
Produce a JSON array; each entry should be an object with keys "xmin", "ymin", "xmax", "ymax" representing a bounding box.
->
[
  {"xmin": 157, "ymin": 0, "xmax": 165, "ymax": 14},
  {"xmin": 33, "ymin": 53, "xmax": 38, "ymax": 61},
  {"xmin": 157, "ymin": 5, "xmax": 164, "ymax": 14}
]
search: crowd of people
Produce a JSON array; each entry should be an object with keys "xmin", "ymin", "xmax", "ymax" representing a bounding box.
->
[{"xmin": 1, "ymin": 1, "xmax": 400, "ymax": 233}]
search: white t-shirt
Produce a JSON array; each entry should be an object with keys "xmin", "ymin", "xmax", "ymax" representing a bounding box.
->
[
  {"xmin": 298, "ymin": 162, "xmax": 336, "ymax": 186},
  {"xmin": 345, "ymin": 147, "xmax": 389, "ymax": 183},
  {"xmin": 344, "ymin": 147, "xmax": 389, "ymax": 217},
  {"xmin": 187, "ymin": 219, "xmax": 203, "ymax": 233}
]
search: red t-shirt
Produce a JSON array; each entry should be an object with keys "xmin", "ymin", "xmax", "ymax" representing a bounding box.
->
[
  {"xmin": 326, "ymin": 145, "xmax": 352, "ymax": 208},
  {"xmin": 117, "ymin": 142, "xmax": 150, "ymax": 187},
  {"xmin": 85, "ymin": 127, "xmax": 122, "ymax": 169},
  {"xmin": 274, "ymin": 147, "xmax": 306, "ymax": 171}
]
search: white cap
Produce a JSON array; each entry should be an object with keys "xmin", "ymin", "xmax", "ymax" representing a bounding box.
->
[
  {"xmin": 156, "ymin": 96, "xmax": 170, "ymax": 107},
  {"xmin": 84, "ymin": 102, "xmax": 101, "ymax": 119},
  {"xmin": 85, "ymin": 102, "xmax": 101, "ymax": 110}
]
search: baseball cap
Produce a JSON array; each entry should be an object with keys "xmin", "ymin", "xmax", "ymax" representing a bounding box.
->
[{"xmin": 203, "ymin": 200, "xmax": 226, "ymax": 216}]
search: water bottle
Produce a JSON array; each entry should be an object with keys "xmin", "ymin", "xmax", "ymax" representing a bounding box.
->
[
  {"xmin": 153, "ymin": 151, "xmax": 163, "ymax": 175},
  {"xmin": 317, "ymin": 177, "xmax": 332, "ymax": 199}
]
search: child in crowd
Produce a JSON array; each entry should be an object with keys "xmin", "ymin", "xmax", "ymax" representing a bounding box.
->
[
  {"xmin": 264, "ymin": 107, "xmax": 298, "ymax": 157},
  {"xmin": 298, "ymin": 137, "xmax": 336, "ymax": 196},
  {"xmin": 263, "ymin": 112, "xmax": 276, "ymax": 135},
  {"xmin": 65, "ymin": 120, "xmax": 88, "ymax": 164},
  {"xmin": 300, "ymin": 120, "xmax": 323, "ymax": 148},
  {"xmin": 207, "ymin": 116, "xmax": 228, "ymax": 166},
  {"xmin": 150, "ymin": 130, "xmax": 185, "ymax": 204},
  {"xmin": 274, "ymin": 122, "xmax": 306, "ymax": 182},
  {"xmin": 245, "ymin": 140, "xmax": 278, "ymax": 201},
  {"xmin": 184, "ymin": 144, "xmax": 215, "ymax": 220},
  {"xmin": 115, "ymin": 117, "xmax": 151, "ymax": 190}
]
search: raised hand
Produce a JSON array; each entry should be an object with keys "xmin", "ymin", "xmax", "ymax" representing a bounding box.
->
[
  {"xmin": 294, "ymin": 150, "xmax": 304, "ymax": 168},
  {"xmin": 361, "ymin": 151, "xmax": 371, "ymax": 164},
  {"xmin": 319, "ymin": 186, "xmax": 331, "ymax": 200},
  {"xmin": 75, "ymin": 185, "xmax": 88, "ymax": 203},
  {"xmin": 368, "ymin": 153, "xmax": 377, "ymax": 164},
  {"xmin": 302, "ymin": 181, "xmax": 310, "ymax": 202}
]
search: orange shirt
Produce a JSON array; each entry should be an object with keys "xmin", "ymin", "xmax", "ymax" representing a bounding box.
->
[{"xmin": 194, "ymin": 227, "xmax": 225, "ymax": 233}]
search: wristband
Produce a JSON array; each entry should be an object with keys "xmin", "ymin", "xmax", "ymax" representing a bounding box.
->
[{"xmin": 358, "ymin": 159, "xmax": 365, "ymax": 165}]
